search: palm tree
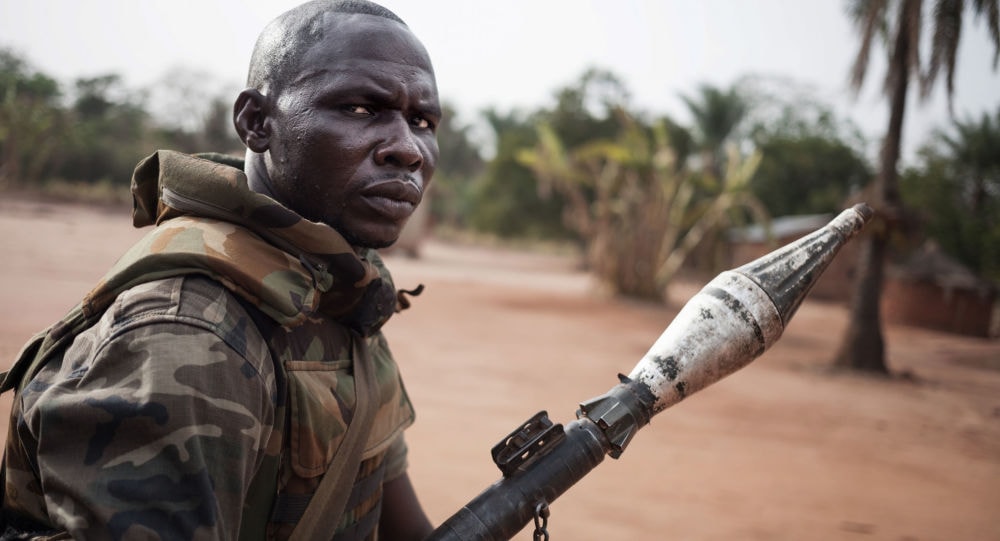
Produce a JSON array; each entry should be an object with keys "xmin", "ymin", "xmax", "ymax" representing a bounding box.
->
[
  {"xmin": 679, "ymin": 83, "xmax": 749, "ymax": 180},
  {"xmin": 936, "ymin": 107, "xmax": 1000, "ymax": 215},
  {"xmin": 835, "ymin": 0, "xmax": 999, "ymax": 373}
]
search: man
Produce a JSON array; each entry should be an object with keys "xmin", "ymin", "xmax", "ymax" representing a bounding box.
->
[{"xmin": 1, "ymin": 1, "xmax": 437, "ymax": 539}]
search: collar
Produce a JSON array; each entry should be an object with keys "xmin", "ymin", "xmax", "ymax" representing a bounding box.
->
[{"xmin": 110, "ymin": 149, "xmax": 400, "ymax": 335}]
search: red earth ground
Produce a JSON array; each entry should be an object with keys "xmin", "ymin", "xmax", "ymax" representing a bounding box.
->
[{"xmin": 0, "ymin": 197, "xmax": 997, "ymax": 540}]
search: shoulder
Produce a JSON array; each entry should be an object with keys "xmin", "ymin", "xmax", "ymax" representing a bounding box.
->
[
  {"xmin": 20, "ymin": 274, "xmax": 281, "ymax": 428},
  {"xmin": 10, "ymin": 279, "xmax": 281, "ymax": 539},
  {"xmin": 66, "ymin": 275, "xmax": 275, "ymax": 384},
  {"xmin": 122, "ymin": 274, "xmax": 268, "ymax": 351}
]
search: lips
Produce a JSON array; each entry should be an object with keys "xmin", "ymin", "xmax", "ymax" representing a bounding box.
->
[
  {"xmin": 359, "ymin": 178, "xmax": 422, "ymax": 219},
  {"xmin": 361, "ymin": 179, "xmax": 422, "ymax": 205}
]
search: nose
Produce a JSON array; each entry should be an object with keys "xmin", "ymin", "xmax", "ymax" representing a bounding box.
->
[{"xmin": 374, "ymin": 114, "xmax": 423, "ymax": 172}]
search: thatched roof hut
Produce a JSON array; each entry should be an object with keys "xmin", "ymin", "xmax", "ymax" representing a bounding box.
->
[{"xmin": 884, "ymin": 242, "xmax": 998, "ymax": 338}]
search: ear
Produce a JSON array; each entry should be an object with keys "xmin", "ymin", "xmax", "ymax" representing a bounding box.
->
[{"xmin": 233, "ymin": 89, "xmax": 271, "ymax": 153}]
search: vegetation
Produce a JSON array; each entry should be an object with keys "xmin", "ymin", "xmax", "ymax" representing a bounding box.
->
[
  {"xmin": 0, "ymin": 49, "xmax": 63, "ymax": 188},
  {"xmin": 1, "ymin": 32, "xmax": 997, "ymax": 309},
  {"xmin": 515, "ymin": 78, "xmax": 770, "ymax": 300},
  {"xmin": 743, "ymin": 75, "xmax": 873, "ymax": 217},
  {"xmin": 0, "ymin": 53, "xmax": 240, "ymax": 194},
  {"xmin": 680, "ymin": 83, "xmax": 748, "ymax": 180},
  {"xmin": 520, "ymin": 112, "xmax": 765, "ymax": 300},
  {"xmin": 835, "ymin": 0, "xmax": 1000, "ymax": 374},
  {"xmin": 422, "ymin": 102, "xmax": 486, "ymax": 231},
  {"xmin": 902, "ymin": 106, "xmax": 1000, "ymax": 282}
]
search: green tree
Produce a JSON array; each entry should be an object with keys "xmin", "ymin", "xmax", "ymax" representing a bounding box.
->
[
  {"xmin": 680, "ymin": 83, "xmax": 749, "ymax": 179},
  {"xmin": 752, "ymin": 134, "xmax": 871, "ymax": 217},
  {"xmin": 199, "ymin": 97, "xmax": 242, "ymax": 153},
  {"xmin": 671, "ymin": 83, "xmax": 755, "ymax": 275},
  {"xmin": 468, "ymin": 108, "xmax": 567, "ymax": 239},
  {"xmin": 934, "ymin": 106, "xmax": 1000, "ymax": 216},
  {"xmin": 546, "ymin": 68, "xmax": 628, "ymax": 148},
  {"xmin": 429, "ymin": 102, "xmax": 485, "ymax": 229},
  {"xmin": 902, "ymin": 106, "xmax": 1000, "ymax": 281},
  {"xmin": 742, "ymin": 74, "xmax": 873, "ymax": 218},
  {"xmin": 0, "ymin": 48, "xmax": 64, "ymax": 187},
  {"xmin": 155, "ymin": 95, "xmax": 243, "ymax": 156},
  {"xmin": 468, "ymin": 70, "xmax": 632, "ymax": 241},
  {"xmin": 147, "ymin": 67, "xmax": 243, "ymax": 155},
  {"xmin": 836, "ymin": 0, "xmax": 1000, "ymax": 373},
  {"xmin": 56, "ymin": 74, "xmax": 153, "ymax": 186}
]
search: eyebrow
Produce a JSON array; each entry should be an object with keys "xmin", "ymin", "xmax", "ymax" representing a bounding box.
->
[{"xmin": 295, "ymin": 68, "xmax": 440, "ymax": 114}]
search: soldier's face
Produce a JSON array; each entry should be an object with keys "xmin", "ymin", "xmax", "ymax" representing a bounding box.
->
[{"xmin": 264, "ymin": 14, "xmax": 440, "ymax": 248}]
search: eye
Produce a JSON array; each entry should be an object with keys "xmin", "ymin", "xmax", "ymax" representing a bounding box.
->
[
  {"xmin": 343, "ymin": 104, "xmax": 373, "ymax": 116},
  {"xmin": 411, "ymin": 115, "xmax": 434, "ymax": 130}
]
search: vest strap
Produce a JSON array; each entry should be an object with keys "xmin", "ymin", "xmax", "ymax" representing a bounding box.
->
[{"xmin": 288, "ymin": 332, "xmax": 378, "ymax": 540}]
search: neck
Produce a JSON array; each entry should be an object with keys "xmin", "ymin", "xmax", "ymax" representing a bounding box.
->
[
  {"xmin": 241, "ymin": 149, "xmax": 370, "ymax": 255},
  {"xmin": 244, "ymin": 149, "xmax": 276, "ymax": 199}
]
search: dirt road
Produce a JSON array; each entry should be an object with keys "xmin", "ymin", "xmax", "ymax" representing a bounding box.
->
[{"xmin": 1, "ymin": 197, "xmax": 998, "ymax": 540}]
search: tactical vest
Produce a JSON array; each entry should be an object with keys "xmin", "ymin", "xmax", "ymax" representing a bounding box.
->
[{"xmin": 0, "ymin": 151, "xmax": 417, "ymax": 540}]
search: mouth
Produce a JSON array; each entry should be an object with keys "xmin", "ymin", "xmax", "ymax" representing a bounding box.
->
[{"xmin": 359, "ymin": 178, "xmax": 422, "ymax": 219}]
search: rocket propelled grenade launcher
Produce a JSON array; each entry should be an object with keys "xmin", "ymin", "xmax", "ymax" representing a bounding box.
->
[{"xmin": 427, "ymin": 204, "xmax": 873, "ymax": 541}]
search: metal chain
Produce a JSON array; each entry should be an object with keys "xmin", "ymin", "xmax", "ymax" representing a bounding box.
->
[{"xmin": 532, "ymin": 501, "xmax": 551, "ymax": 541}]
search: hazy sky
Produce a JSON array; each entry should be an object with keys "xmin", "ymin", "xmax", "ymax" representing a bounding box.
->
[{"xmin": 2, "ymin": 0, "xmax": 998, "ymax": 164}]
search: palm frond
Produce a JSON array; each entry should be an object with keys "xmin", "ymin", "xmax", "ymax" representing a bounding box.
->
[
  {"xmin": 924, "ymin": 0, "xmax": 964, "ymax": 109},
  {"xmin": 971, "ymin": 0, "xmax": 1000, "ymax": 66},
  {"xmin": 883, "ymin": 0, "xmax": 924, "ymax": 96},
  {"xmin": 849, "ymin": 0, "xmax": 891, "ymax": 92}
]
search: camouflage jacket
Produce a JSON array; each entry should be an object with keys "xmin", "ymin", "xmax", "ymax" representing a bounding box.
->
[{"xmin": 1, "ymin": 151, "xmax": 417, "ymax": 540}]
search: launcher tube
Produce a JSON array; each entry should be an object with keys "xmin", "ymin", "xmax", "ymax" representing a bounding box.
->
[{"xmin": 429, "ymin": 419, "xmax": 607, "ymax": 541}]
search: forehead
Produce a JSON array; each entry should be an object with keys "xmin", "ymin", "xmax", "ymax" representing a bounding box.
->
[{"xmin": 292, "ymin": 13, "xmax": 437, "ymax": 94}]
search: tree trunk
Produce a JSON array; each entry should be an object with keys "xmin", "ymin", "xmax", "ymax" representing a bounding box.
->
[
  {"xmin": 834, "ymin": 232, "xmax": 888, "ymax": 371},
  {"xmin": 834, "ymin": 0, "xmax": 918, "ymax": 373}
]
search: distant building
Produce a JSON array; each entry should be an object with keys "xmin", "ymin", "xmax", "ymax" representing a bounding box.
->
[{"xmin": 882, "ymin": 242, "xmax": 999, "ymax": 339}]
